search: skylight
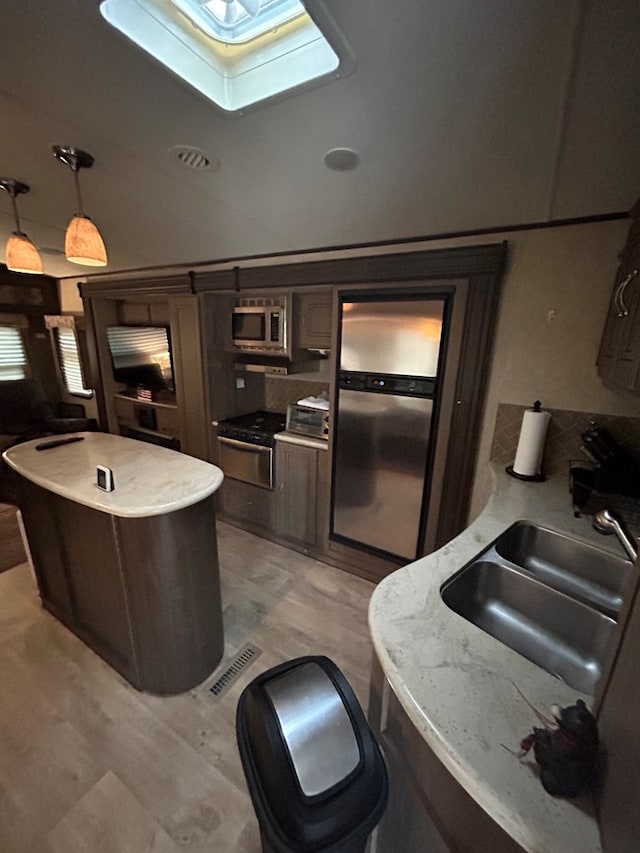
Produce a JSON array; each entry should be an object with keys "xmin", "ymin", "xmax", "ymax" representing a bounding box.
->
[
  {"xmin": 171, "ymin": 0, "xmax": 304, "ymax": 44},
  {"xmin": 99, "ymin": 0, "xmax": 352, "ymax": 113}
]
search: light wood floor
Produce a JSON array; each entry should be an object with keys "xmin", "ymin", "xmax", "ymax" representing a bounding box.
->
[
  {"xmin": 0, "ymin": 522, "xmax": 375, "ymax": 853},
  {"xmin": 0, "ymin": 504, "xmax": 26, "ymax": 573}
]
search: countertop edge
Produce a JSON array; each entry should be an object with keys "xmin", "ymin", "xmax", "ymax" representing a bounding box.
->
[
  {"xmin": 274, "ymin": 431, "xmax": 329, "ymax": 450},
  {"xmin": 369, "ymin": 465, "xmax": 611, "ymax": 853},
  {"xmin": 3, "ymin": 433, "xmax": 224, "ymax": 518}
]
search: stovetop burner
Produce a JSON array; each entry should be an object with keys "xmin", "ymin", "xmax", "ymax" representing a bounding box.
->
[{"xmin": 218, "ymin": 410, "xmax": 286, "ymax": 447}]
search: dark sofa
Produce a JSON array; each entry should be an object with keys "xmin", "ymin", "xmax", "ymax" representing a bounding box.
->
[{"xmin": 0, "ymin": 378, "xmax": 98, "ymax": 502}]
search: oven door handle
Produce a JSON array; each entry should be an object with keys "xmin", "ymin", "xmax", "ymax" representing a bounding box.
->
[{"xmin": 218, "ymin": 437, "xmax": 272, "ymax": 454}]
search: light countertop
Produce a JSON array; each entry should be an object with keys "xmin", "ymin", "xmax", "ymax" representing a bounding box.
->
[
  {"xmin": 369, "ymin": 466, "xmax": 629, "ymax": 853},
  {"xmin": 274, "ymin": 431, "xmax": 329, "ymax": 450},
  {"xmin": 3, "ymin": 432, "xmax": 224, "ymax": 518}
]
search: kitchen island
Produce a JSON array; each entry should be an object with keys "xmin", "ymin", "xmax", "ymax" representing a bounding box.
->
[
  {"xmin": 3, "ymin": 432, "xmax": 225, "ymax": 695},
  {"xmin": 369, "ymin": 466, "xmax": 627, "ymax": 853}
]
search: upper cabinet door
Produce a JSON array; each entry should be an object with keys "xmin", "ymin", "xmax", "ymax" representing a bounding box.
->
[
  {"xmin": 296, "ymin": 291, "xmax": 333, "ymax": 349},
  {"xmin": 597, "ymin": 203, "xmax": 640, "ymax": 394}
]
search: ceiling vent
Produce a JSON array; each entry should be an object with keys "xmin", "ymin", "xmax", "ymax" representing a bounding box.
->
[{"xmin": 168, "ymin": 145, "xmax": 218, "ymax": 171}]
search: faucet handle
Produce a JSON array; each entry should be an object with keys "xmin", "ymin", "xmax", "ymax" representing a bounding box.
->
[{"xmin": 592, "ymin": 509, "xmax": 638, "ymax": 562}]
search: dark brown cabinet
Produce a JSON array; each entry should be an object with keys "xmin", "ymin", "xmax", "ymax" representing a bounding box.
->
[
  {"xmin": 17, "ymin": 481, "xmax": 223, "ymax": 695},
  {"xmin": 276, "ymin": 441, "xmax": 319, "ymax": 546},
  {"xmin": 369, "ymin": 655, "xmax": 522, "ymax": 853},
  {"xmin": 220, "ymin": 477, "xmax": 275, "ymax": 533},
  {"xmin": 113, "ymin": 393, "xmax": 181, "ymax": 445},
  {"xmin": 597, "ymin": 202, "xmax": 640, "ymax": 394},
  {"xmin": 295, "ymin": 291, "xmax": 333, "ymax": 349},
  {"xmin": 57, "ymin": 498, "xmax": 134, "ymax": 670},
  {"xmin": 84, "ymin": 291, "xmax": 209, "ymax": 460},
  {"xmin": 275, "ymin": 439, "xmax": 330, "ymax": 551},
  {"xmin": 117, "ymin": 300, "xmax": 171, "ymax": 326},
  {"xmin": 597, "ymin": 569, "xmax": 640, "ymax": 853}
]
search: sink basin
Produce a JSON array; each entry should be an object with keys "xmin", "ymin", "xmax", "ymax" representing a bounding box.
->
[
  {"xmin": 494, "ymin": 522, "xmax": 631, "ymax": 618},
  {"xmin": 440, "ymin": 522, "xmax": 631, "ymax": 693},
  {"xmin": 441, "ymin": 560, "xmax": 616, "ymax": 694}
]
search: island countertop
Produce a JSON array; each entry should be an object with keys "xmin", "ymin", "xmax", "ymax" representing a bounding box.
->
[
  {"xmin": 368, "ymin": 466, "xmax": 626, "ymax": 853},
  {"xmin": 3, "ymin": 432, "xmax": 224, "ymax": 518}
]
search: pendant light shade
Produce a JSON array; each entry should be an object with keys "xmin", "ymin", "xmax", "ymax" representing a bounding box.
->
[
  {"xmin": 65, "ymin": 214, "xmax": 107, "ymax": 266},
  {"xmin": 0, "ymin": 178, "xmax": 43, "ymax": 275},
  {"xmin": 53, "ymin": 146, "xmax": 108, "ymax": 267},
  {"xmin": 6, "ymin": 232, "xmax": 43, "ymax": 275}
]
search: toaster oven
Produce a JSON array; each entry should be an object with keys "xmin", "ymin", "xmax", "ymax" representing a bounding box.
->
[{"xmin": 286, "ymin": 404, "xmax": 329, "ymax": 440}]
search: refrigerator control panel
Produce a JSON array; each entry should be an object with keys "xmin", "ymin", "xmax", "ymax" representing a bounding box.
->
[{"xmin": 339, "ymin": 371, "xmax": 435, "ymax": 397}]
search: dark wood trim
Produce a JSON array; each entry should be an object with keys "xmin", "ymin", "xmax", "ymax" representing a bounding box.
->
[
  {"xmin": 61, "ymin": 210, "xmax": 628, "ymax": 285},
  {"xmin": 191, "ymin": 268, "xmax": 240, "ymax": 292},
  {"xmin": 435, "ymin": 264, "xmax": 506, "ymax": 547},
  {"xmin": 196, "ymin": 244, "xmax": 507, "ymax": 292},
  {"xmin": 79, "ymin": 274, "xmax": 193, "ymax": 299},
  {"xmin": 82, "ymin": 297, "xmax": 110, "ymax": 429}
]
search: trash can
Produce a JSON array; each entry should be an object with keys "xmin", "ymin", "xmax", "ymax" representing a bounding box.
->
[{"xmin": 236, "ymin": 655, "xmax": 388, "ymax": 853}]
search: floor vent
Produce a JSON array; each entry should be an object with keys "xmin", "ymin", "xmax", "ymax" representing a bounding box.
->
[{"xmin": 208, "ymin": 644, "xmax": 262, "ymax": 698}]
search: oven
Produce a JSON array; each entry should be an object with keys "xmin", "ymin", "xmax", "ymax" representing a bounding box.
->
[{"xmin": 217, "ymin": 411, "xmax": 286, "ymax": 491}]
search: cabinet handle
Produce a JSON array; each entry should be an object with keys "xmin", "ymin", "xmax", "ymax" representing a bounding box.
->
[{"xmin": 615, "ymin": 269, "xmax": 638, "ymax": 317}]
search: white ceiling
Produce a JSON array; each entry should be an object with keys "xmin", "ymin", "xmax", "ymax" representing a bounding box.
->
[{"xmin": 0, "ymin": 0, "xmax": 638, "ymax": 279}]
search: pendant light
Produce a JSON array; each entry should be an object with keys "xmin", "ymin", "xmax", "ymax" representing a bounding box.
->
[
  {"xmin": 0, "ymin": 178, "xmax": 43, "ymax": 274},
  {"xmin": 52, "ymin": 145, "xmax": 108, "ymax": 267}
]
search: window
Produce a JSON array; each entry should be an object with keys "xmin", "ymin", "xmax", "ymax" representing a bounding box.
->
[
  {"xmin": 0, "ymin": 326, "xmax": 28, "ymax": 381},
  {"xmin": 55, "ymin": 327, "xmax": 93, "ymax": 398},
  {"xmin": 99, "ymin": 0, "xmax": 352, "ymax": 113},
  {"xmin": 45, "ymin": 316, "xmax": 94, "ymax": 398}
]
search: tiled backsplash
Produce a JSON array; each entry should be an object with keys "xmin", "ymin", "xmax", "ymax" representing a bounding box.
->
[
  {"xmin": 491, "ymin": 403, "xmax": 640, "ymax": 476},
  {"xmin": 265, "ymin": 377, "xmax": 330, "ymax": 413}
]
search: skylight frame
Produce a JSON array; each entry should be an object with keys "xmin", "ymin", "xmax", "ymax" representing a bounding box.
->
[
  {"xmin": 99, "ymin": 0, "xmax": 354, "ymax": 114},
  {"xmin": 170, "ymin": 0, "xmax": 304, "ymax": 45}
]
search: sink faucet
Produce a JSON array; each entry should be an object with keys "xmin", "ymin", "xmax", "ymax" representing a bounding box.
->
[{"xmin": 592, "ymin": 509, "xmax": 638, "ymax": 562}]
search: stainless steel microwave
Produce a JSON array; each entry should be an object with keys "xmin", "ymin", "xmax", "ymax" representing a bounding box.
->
[
  {"xmin": 232, "ymin": 299, "xmax": 288, "ymax": 355},
  {"xmin": 286, "ymin": 404, "xmax": 329, "ymax": 440}
]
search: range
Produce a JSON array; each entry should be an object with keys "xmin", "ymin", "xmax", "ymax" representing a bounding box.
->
[{"xmin": 217, "ymin": 410, "xmax": 286, "ymax": 490}]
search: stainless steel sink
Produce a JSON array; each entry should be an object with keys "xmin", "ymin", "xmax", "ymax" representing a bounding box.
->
[
  {"xmin": 440, "ymin": 522, "xmax": 631, "ymax": 693},
  {"xmin": 494, "ymin": 522, "xmax": 631, "ymax": 618}
]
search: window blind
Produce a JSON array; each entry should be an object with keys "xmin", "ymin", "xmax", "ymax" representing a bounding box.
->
[
  {"xmin": 0, "ymin": 326, "xmax": 28, "ymax": 381},
  {"xmin": 106, "ymin": 326, "xmax": 170, "ymax": 365},
  {"xmin": 56, "ymin": 327, "xmax": 93, "ymax": 397}
]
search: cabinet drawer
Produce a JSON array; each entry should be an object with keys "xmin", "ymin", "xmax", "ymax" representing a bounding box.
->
[
  {"xmin": 155, "ymin": 406, "xmax": 180, "ymax": 436},
  {"xmin": 113, "ymin": 395, "xmax": 136, "ymax": 419},
  {"xmin": 220, "ymin": 479, "xmax": 274, "ymax": 530}
]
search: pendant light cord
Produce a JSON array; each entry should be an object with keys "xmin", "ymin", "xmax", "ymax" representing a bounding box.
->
[
  {"xmin": 10, "ymin": 191, "xmax": 22, "ymax": 233},
  {"xmin": 73, "ymin": 169, "xmax": 85, "ymax": 217}
]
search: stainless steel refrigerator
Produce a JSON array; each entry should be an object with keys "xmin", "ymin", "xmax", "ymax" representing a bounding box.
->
[{"xmin": 331, "ymin": 296, "xmax": 447, "ymax": 561}]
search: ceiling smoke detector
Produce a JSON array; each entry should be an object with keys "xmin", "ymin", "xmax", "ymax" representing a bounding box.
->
[{"xmin": 168, "ymin": 145, "xmax": 218, "ymax": 171}]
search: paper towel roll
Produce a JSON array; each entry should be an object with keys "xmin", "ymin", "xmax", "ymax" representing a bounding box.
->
[{"xmin": 512, "ymin": 405, "xmax": 551, "ymax": 477}]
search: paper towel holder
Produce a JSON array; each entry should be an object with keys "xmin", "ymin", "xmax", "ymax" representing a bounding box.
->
[
  {"xmin": 505, "ymin": 400, "xmax": 547, "ymax": 482},
  {"xmin": 505, "ymin": 465, "xmax": 546, "ymax": 482}
]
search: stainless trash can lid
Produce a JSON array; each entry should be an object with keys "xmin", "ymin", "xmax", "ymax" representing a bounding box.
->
[
  {"xmin": 236, "ymin": 655, "xmax": 388, "ymax": 851},
  {"xmin": 265, "ymin": 661, "xmax": 361, "ymax": 797}
]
